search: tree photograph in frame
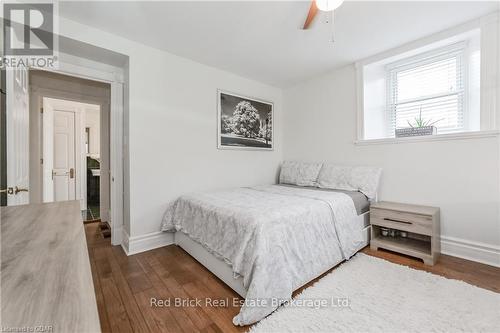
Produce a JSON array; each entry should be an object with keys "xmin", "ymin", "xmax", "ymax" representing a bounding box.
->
[{"xmin": 218, "ymin": 90, "xmax": 273, "ymax": 150}]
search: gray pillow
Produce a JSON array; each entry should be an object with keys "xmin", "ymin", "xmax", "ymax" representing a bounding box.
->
[
  {"xmin": 279, "ymin": 161, "xmax": 323, "ymax": 187},
  {"xmin": 317, "ymin": 164, "xmax": 382, "ymax": 200}
]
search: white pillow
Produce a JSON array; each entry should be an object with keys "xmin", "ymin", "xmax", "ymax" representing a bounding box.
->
[
  {"xmin": 279, "ymin": 161, "xmax": 323, "ymax": 187},
  {"xmin": 317, "ymin": 164, "xmax": 382, "ymax": 200}
]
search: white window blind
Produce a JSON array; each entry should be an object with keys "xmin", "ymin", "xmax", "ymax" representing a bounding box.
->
[{"xmin": 387, "ymin": 43, "xmax": 466, "ymax": 136}]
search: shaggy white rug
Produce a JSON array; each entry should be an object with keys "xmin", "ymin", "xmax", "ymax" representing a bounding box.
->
[{"xmin": 250, "ymin": 254, "xmax": 500, "ymax": 333}]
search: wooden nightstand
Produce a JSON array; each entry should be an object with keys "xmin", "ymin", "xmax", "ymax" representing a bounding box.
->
[{"xmin": 370, "ymin": 201, "xmax": 440, "ymax": 265}]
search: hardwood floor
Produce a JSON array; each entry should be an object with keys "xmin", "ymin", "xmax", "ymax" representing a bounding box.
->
[{"xmin": 85, "ymin": 223, "xmax": 500, "ymax": 333}]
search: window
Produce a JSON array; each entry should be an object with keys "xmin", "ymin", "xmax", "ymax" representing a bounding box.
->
[
  {"xmin": 359, "ymin": 27, "xmax": 487, "ymax": 142},
  {"xmin": 386, "ymin": 44, "xmax": 466, "ymax": 136}
]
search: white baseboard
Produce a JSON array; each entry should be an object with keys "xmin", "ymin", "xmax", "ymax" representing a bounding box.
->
[
  {"xmin": 441, "ymin": 236, "xmax": 500, "ymax": 267},
  {"xmin": 121, "ymin": 229, "xmax": 174, "ymax": 256}
]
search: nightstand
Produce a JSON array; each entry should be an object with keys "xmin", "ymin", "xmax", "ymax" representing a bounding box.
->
[{"xmin": 370, "ymin": 201, "xmax": 440, "ymax": 265}]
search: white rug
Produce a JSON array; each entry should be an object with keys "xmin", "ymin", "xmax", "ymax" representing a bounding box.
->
[{"xmin": 250, "ymin": 254, "xmax": 500, "ymax": 333}]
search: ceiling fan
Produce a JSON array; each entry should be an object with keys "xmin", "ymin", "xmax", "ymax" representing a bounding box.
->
[{"xmin": 303, "ymin": 0, "xmax": 345, "ymax": 35}]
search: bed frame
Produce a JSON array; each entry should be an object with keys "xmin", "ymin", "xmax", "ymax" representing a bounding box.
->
[{"xmin": 174, "ymin": 211, "xmax": 371, "ymax": 298}]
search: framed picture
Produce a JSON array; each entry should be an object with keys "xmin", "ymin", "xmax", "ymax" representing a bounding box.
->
[{"xmin": 217, "ymin": 90, "xmax": 274, "ymax": 150}]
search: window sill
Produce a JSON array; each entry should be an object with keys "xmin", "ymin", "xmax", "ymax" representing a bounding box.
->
[{"xmin": 354, "ymin": 130, "xmax": 500, "ymax": 146}]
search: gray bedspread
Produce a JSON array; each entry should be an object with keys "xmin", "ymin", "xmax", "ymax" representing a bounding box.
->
[{"xmin": 161, "ymin": 185, "xmax": 364, "ymax": 325}]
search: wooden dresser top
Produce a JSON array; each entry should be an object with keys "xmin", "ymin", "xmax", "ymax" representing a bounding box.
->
[{"xmin": 1, "ymin": 201, "xmax": 101, "ymax": 332}]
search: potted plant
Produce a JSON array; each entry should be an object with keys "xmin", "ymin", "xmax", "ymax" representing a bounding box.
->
[{"xmin": 395, "ymin": 107, "xmax": 442, "ymax": 138}]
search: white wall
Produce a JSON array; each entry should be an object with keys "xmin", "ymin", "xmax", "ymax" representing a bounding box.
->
[
  {"xmin": 58, "ymin": 17, "xmax": 283, "ymax": 244},
  {"xmin": 283, "ymin": 64, "xmax": 500, "ymax": 266}
]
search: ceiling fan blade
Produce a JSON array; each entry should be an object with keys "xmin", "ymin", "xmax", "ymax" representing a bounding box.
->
[{"xmin": 303, "ymin": 0, "xmax": 318, "ymax": 29}]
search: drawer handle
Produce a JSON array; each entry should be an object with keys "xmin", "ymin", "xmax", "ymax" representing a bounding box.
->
[{"xmin": 383, "ymin": 218, "xmax": 412, "ymax": 225}]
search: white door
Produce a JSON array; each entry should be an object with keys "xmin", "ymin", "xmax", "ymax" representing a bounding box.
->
[
  {"xmin": 43, "ymin": 98, "xmax": 85, "ymax": 206},
  {"xmin": 6, "ymin": 67, "xmax": 30, "ymax": 205},
  {"xmin": 53, "ymin": 110, "xmax": 76, "ymax": 201}
]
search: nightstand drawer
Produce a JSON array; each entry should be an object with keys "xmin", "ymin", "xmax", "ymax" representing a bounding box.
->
[
  {"xmin": 370, "ymin": 217, "xmax": 432, "ymax": 236},
  {"xmin": 371, "ymin": 208, "xmax": 433, "ymax": 225},
  {"xmin": 371, "ymin": 208, "xmax": 433, "ymax": 236}
]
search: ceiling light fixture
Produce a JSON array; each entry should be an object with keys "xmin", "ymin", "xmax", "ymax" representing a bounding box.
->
[{"xmin": 315, "ymin": 0, "xmax": 344, "ymax": 12}]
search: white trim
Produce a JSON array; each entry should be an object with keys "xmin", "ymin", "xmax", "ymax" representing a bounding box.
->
[
  {"xmin": 440, "ymin": 236, "xmax": 500, "ymax": 267},
  {"xmin": 31, "ymin": 86, "xmax": 110, "ymax": 106},
  {"xmin": 479, "ymin": 11, "xmax": 499, "ymax": 131},
  {"xmin": 41, "ymin": 98, "xmax": 54, "ymax": 203},
  {"xmin": 355, "ymin": 64, "xmax": 364, "ymax": 141},
  {"xmin": 110, "ymin": 82, "xmax": 124, "ymax": 246},
  {"xmin": 122, "ymin": 230, "xmax": 174, "ymax": 256},
  {"xmin": 43, "ymin": 54, "xmax": 124, "ymax": 84},
  {"xmin": 385, "ymin": 41, "xmax": 467, "ymax": 71},
  {"xmin": 355, "ymin": 130, "xmax": 499, "ymax": 146}
]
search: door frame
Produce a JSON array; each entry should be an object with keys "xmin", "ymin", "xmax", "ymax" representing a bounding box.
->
[
  {"xmin": 42, "ymin": 97, "xmax": 89, "ymax": 209},
  {"xmin": 40, "ymin": 60, "xmax": 124, "ymax": 246}
]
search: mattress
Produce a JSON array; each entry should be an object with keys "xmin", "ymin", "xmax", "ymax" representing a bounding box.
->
[{"xmin": 277, "ymin": 184, "xmax": 370, "ymax": 215}]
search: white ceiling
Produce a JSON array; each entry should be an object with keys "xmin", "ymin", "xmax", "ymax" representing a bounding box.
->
[{"xmin": 59, "ymin": 1, "xmax": 500, "ymax": 87}]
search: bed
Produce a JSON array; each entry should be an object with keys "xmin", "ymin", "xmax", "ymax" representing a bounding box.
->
[{"xmin": 161, "ymin": 162, "xmax": 381, "ymax": 326}]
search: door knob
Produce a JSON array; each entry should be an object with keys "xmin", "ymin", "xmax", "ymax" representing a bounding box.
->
[
  {"xmin": 69, "ymin": 168, "xmax": 75, "ymax": 179},
  {"xmin": 14, "ymin": 186, "xmax": 28, "ymax": 195},
  {"xmin": 1, "ymin": 187, "xmax": 14, "ymax": 195}
]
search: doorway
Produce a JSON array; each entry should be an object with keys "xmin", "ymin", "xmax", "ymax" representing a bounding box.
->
[
  {"xmin": 29, "ymin": 71, "xmax": 111, "ymax": 230},
  {"xmin": 2, "ymin": 56, "xmax": 125, "ymax": 246},
  {"xmin": 42, "ymin": 97, "xmax": 103, "ymax": 223}
]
